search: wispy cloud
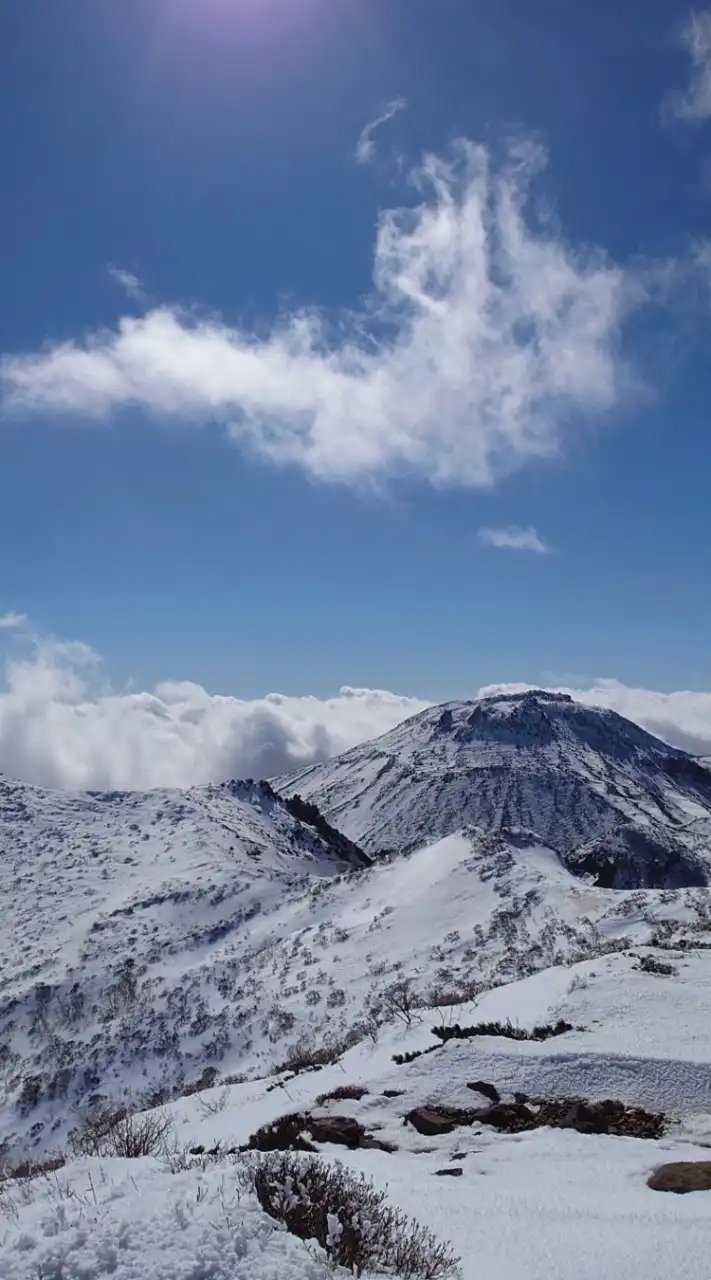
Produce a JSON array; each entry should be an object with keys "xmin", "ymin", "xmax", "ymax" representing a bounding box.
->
[
  {"xmin": 355, "ymin": 97, "xmax": 406, "ymax": 164},
  {"xmin": 108, "ymin": 266, "xmax": 145, "ymax": 302},
  {"xmin": 2, "ymin": 141, "xmax": 640, "ymax": 492},
  {"xmin": 0, "ymin": 611, "xmax": 28, "ymax": 631},
  {"xmin": 670, "ymin": 10, "xmax": 711, "ymax": 120},
  {"xmin": 478, "ymin": 525, "xmax": 550, "ymax": 553}
]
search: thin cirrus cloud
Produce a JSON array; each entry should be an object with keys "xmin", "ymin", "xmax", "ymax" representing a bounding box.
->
[
  {"xmin": 478, "ymin": 525, "xmax": 550, "ymax": 553},
  {"xmin": 354, "ymin": 96, "xmax": 407, "ymax": 164},
  {"xmin": 0, "ymin": 611, "xmax": 28, "ymax": 631},
  {"xmin": 670, "ymin": 9, "xmax": 711, "ymax": 120},
  {"xmin": 107, "ymin": 266, "xmax": 146, "ymax": 301},
  {"xmin": 2, "ymin": 628, "xmax": 711, "ymax": 792},
  {"xmin": 0, "ymin": 140, "xmax": 642, "ymax": 493}
]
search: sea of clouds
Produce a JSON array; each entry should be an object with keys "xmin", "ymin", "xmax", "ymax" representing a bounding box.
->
[{"xmin": 1, "ymin": 631, "xmax": 710, "ymax": 792}]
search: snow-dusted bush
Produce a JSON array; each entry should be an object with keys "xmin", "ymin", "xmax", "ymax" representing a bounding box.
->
[{"xmin": 253, "ymin": 1152, "xmax": 460, "ymax": 1279}]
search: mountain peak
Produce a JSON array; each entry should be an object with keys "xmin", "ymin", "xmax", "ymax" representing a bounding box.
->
[{"xmin": 279, "ymin": 694, "xmax": 711, "ymax": 888}]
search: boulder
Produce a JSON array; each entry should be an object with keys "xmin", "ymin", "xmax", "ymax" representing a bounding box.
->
[
  {"xmin": 308, "ymin": 1115, "xmax": 366, "ymax": 1149},
  {"xmin": 434, "ymin": 1167, "xmax": 463, "ymax": 1177},
  {"xmin": 467, "ymin": 1081, "xmax": 500, "ymax": 1104},
  {"xmin": 406, "ymin": 1106, "xmax": 458, "ymax": 1136},
  {"xmin": 557, "ymin": 1101, "xmax": 616, "ymax": 1135},
  {"xmin": 474, "ymin": 1102, "xmax": 536, "ymax": 1132},
  {"xmin": 648, "ymin": 1162, "xmax": 711, "ymax": 1194}
]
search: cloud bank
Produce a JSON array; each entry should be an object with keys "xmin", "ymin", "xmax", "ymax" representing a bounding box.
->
[
  {"xmin": 0, "ymin": 635, "xmax": 429, "ymax": 791},
  {"xmin": 478, "ymin": 525, "xmax": 550, "ymax": 553},
  {"xmin": 672, "ymin": 10, "xmax": 711, "ymax": 120},
  {"xmin": 1, "ymin": 142, "xmax": 638, "ymax": 491},
  {"xmin": 1, "ymin": 632, "xmax": 711, "ymax": 792}
]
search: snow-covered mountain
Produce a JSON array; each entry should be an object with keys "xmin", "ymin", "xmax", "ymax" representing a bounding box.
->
[
  {"xmin": 279, "ymin": 691, "xmax": 711, "ymax": 887},
  {"xmin": 4, "ymin": 691, "xmax": 711, "ymax": 1166},
  {"xmin": 5, "ymin": 758, "xmax": 711, "ymax": 1162}
]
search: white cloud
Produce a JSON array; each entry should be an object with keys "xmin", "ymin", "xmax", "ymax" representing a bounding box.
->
[
  {"xmin": 1, "ymin": 632, "xmax": 711, "ymax": 793},
  {"xmin": 0, "ymin": 611, "xmax": 28, "ymax": 631},
  {"xmin": 355, "ymin": 97, "xmax": 406, "ymax": 164},
  {"xmin": 478, "ymin": 525, "xmax": 550, "ymax": 553},
  {"xmin": 108, "ymin": 266, "xmax": 145, "ymax": 301},
  {"xmin": 479, "ymin": 679, "xmax": 711, "ymax": 757},
  {"xmin": 1, "ymin": 141, "xmax": 640, "ymax": 491},
  {"xmin": 0, "ymin": 634, "xmax": 429, "ymax": 791},
  {"xmin": 671, "ymin": 10, "xmax": 711, "ymax": 120}
]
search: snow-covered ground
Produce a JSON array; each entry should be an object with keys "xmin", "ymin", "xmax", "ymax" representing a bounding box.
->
[
  {"xmin": 4, "ymin": 692, "xmax": 711, "ymax": 1276},
  {"xmin": 5, "ymin": 949, "xmax": 711, "ymax": 1279},
  {"xmin": 5, "ymin": 779, "xmax": 711, "ymax": 1159}
]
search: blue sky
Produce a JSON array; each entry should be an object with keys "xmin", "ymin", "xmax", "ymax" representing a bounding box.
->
[{"xmin": 1, "ymin": 0, "xmax": 711, "ymax": 711}]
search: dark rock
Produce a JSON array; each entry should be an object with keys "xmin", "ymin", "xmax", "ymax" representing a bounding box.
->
[
  {"xmin": 248, "ymin": 1110, "xmax": 394, "ymax": 1154},
  {"xmin": 407, "ymin": 1106, "xmax": 458, "ymax": 1137},
  {"xmin": 248, "ymin": 1112, "xmax": 317, "ymax": 1153},
  {"xmin": 557, "ymin": 1101, "xmax": 613, "ymax": 1135},
  {"xmin": 474, "ymin": 1102, "xmax": 536, "ymax": 1133},
  {"xmin": 360, "ymin": 1134, "xmax": 398, "ymax": 1153},
  {"xmin": 534, "ymin": 1096, "xmax": 664, "ymax": 1140},
  {"xmin": 308, "ymin": 1115, "xmax": 367, "ymax": 1149},
  {"xmin": 467, "ymin": 1081, "xmax": 500, "ymax": 1104},
  {"xmin": 382, "ymin": 1089, "xmax": 405, "ymax": 1098},
  {"xmin": 648, "ymin": 1162, "xmax": 711, "ymax": 1193},
  {"xmin": 434, "ymin": 1167, "xmax": 463, "ymax": 1177}
]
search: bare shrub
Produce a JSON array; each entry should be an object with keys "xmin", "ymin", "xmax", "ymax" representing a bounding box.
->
[
  {"xmin": 195, "ymin": 1088, "xmax": 230, "ymax": 1118},
  {"xmin": 637, "ymin": 954, "xmax": 677, "ymax": 977},
  {"xmin": 70, "ymin": 1108, "xmax": 173, "ymax": 1158},
  {"xmin": 382, "ymin": 978, "xmax": 422, "ymax": 1028},
  {"xmin": 253, "ymin": 1152, "xmax": 460, "ymax": 1279},
  {"xmin": 274, "ymin": 1026, "xmax": 365, "ymax": 1077},
  {"xmin": 431, "ymin": 1017, "xmax": 574, "ymax": 1044},
  {"xmin": 315, "ymin": 1084, "xmax": 369, "ymax": 1106}
]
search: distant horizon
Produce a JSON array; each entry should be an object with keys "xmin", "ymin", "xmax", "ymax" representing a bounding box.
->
[
  {"xmin": 2, "ymin": 1, "xmax": 711, "ymax": 787},
  {"xmin": 1, "ymin": 621, "xmax": 710, "ymax": 792}
]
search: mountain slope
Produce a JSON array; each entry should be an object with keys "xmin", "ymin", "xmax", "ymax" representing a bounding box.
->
[
  {"xmin": 0, "ymin": 774, "xmax": 370, "ymax": 1155},
  {"xmin": 278, "ymin": 691, "xmax": 711, "ymax": 887},
  {"xmin": 5, "ymin": 765, "xmax": 711, "ymax": 1159}
]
